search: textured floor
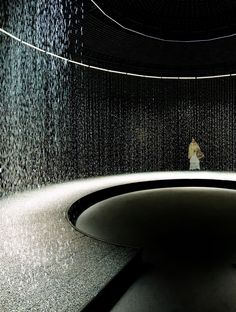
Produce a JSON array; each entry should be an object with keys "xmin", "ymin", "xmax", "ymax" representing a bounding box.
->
[
  {"xmin": 1, "ymin": 172, "xmax": 236, "ymax": 311},
  {"xmin": 0, "ymin": 177, "xmax": 140, "ymax": 312}
]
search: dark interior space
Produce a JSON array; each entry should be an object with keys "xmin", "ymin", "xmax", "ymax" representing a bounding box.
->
[
  {"xmin": 1, "ymin": 0, "xmax": 236, "ymax": 197},
  {"xmin": 1, "ymin": 1, "xmax": 236, "ymax": 311}
]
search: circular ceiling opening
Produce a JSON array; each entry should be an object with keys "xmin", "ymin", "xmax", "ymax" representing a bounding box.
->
[{"xmin": 92, "ymin": 0, "xmax": 236, "ymax": 42}]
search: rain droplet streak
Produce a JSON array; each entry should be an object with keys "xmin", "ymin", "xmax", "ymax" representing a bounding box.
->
[
  {"xmin": 0, "ymin": 0, "xmax": 85, "ymax": 197},
  {"xmin": 1, "ymin": 1, "xmax": 236, "ymax": 199}
]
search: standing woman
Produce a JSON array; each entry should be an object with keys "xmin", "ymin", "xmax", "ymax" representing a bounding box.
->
[{"xmin": 188, "ymin": 138, "xmax": 203, "ymax": 170}]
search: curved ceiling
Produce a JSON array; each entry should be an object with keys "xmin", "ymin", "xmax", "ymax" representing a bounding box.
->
[
  {"xmin": 2, "ymin": 0, "xmax": 236, "ymax": 77},
  {"xmin": 80, "ymin": 1, "xmax": 236, "ymax": 77},
  {"xmin": 92, "ymin": 0, "xmax": 236, "ymax": 42}
]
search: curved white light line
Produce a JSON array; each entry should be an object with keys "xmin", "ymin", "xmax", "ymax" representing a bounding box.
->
[
  {"xmin": 0, "ymin": 27, "xmax": 234, "ymax": 80},
  {"xmin": 0, "ymin": 28, "xmax": 22, "ymax": 42},
  {"xmin": 22, "ymin": 41, "xmax": 46, "ymax": 53},
  {"xmin": 90, "ymin": 0, "xmax": 236, "ymax": 43}
]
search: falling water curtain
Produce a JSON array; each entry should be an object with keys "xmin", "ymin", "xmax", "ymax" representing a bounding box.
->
[{"xmin": 1, "ymin": 0, "xmax": 236, "ymax": 198}]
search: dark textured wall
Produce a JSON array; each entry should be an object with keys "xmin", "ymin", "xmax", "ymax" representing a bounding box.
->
[
  {"xmin": 1, "ymin": 1, "xmax": 236, "ymax": 197},
  {"xmin": 70, "ymin": 69, "xmax": 236, "ymax": 175}
]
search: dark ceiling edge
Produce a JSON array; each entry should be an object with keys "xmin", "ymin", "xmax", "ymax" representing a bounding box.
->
[
  {"xmin": 1, "ymin": 28, "xmax": 236, "ymax": 79},
  {"xmin": 90, "ymin": 0, "xmax": 236, "ymax": 43}
]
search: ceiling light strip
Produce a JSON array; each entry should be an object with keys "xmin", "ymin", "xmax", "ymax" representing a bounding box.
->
[
  {"xmin": 90, "ymin": 0, "xmax": 236, "ymax": 43},
  {"xmin": 0, "ymin": 28, "xmax": 22, "ymax": 42},
  {"xmin": 22, "ymin": 41, "xmax": 46, "ymax": 53},
  {"xmin": 0, "ymin": 27, "xmax": 234, "ymax": 80}
]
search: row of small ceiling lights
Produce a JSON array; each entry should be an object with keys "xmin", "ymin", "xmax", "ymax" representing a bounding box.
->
[{"xmin": 0, "ymin": 27, "xmax": 235, "ymax": 80}]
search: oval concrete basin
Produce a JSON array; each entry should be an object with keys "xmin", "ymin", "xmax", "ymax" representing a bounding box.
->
[{"xmin": 76, "ymin": 187, "xmax": 236, "ymax": 247}]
